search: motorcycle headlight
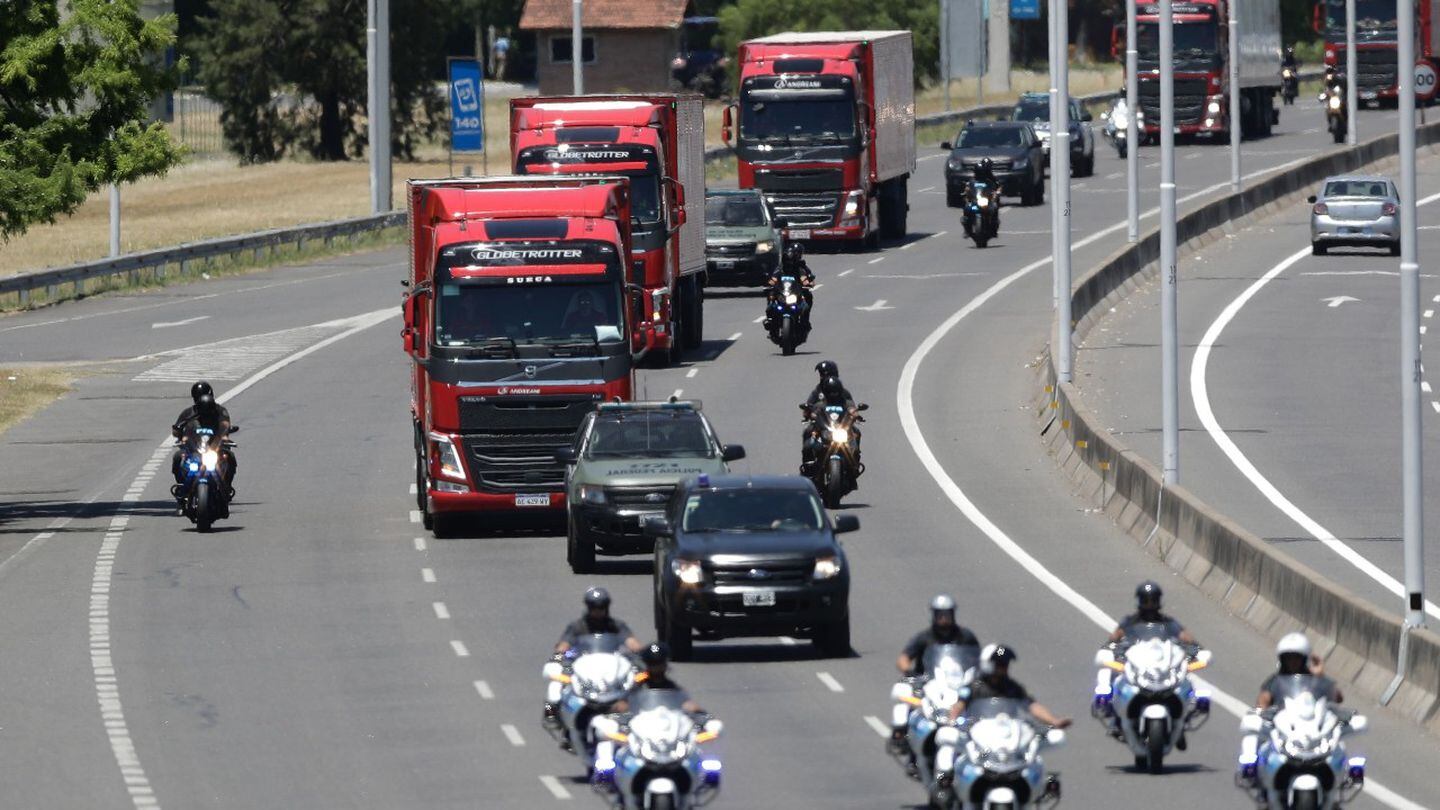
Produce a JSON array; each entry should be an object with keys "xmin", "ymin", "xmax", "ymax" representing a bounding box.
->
[
  {"xmin": 812, "ymin": 555, "xmax": 842, "ymax": 580},
  {"xmin": 429, "ymin": 432, "xmax": 466, "ymax": 481},
  {"xmin": 579, "ymin": 484, "xmax": 606, "ymax": 506},
  {"xmin": 784, "ymin": 293, "xmax": 799, "ymax": 304},
  {"xmin": 976, "ymin": 195, "xmax": 990, "ymax": 208},
  {"xmin": 1329, "ymin": 95, "xmax": 1342, "ymax": 110},
  {"xmin": 672, "ymin": 558, "xmax": 703, "ymax": 585},
  {"xmin": 829, "ymin": 426, "xmax": 849, "ymax": 444},
  {"xmin": 200, "ymin": 449, "xmax": 220, "ymax": 471},
  {"xmin": 1116, "ymin": 118, "xmax": 1128, "ymax": 131},
  {"xmin": 755, "ymin": 240, "xmax": 774, "ymax": 254}
]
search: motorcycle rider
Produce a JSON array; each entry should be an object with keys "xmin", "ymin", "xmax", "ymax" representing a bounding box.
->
[
  {"xmin": 948, "ymin": 644, "xmax": 1073, "ymax": 729},
  {"xmin": 766, "ymin": 242, "xmax": 815, "ymax": 333},
  {"xmin": 1239, "ymin": 633, "xmax": 1344, "ymax": 781},
  {"xmin": 612, "ymin": 642, "xmax": 705, "ymax": 715},
  {"xmin": 801, "ymin": 375, "xmax": 862, "ymax": 476},
  {"xmin": 170, "ymin": 381, "xmax": 236, "ymax": 509},
  {"xmin": 889, "ymin": 595, "xmax": 983, "ymax": 767},
  {"xmin": 1282, "ymin": 46, "xmax": 1299, "ymax": 73},
  {"xmin": 968, "ymin": 157, "xmax": 1001, "ymax": 197},
  {"xmin": 1096, "ymin": 581, "xmax": 1200, "ymax": 745},
  {"xmin": 554, "ymin": 586, "xmax": 645, "ymax": 656}
]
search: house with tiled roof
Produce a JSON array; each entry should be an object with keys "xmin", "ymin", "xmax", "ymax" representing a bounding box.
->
[{"xmin": 520, "ymin": 0, "xmax": 693, "ymax": 94}]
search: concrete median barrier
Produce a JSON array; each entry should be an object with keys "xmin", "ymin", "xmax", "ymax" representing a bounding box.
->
[{"xmin": 1042, "ymin": 119, "xmax": 1440, "ymax": 732}]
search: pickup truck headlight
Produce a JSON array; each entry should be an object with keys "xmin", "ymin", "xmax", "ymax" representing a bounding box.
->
[
  {"xmin": 428, "ymin": 432, "xmax": 466, "ymax": 481},
  {"xmin": 1012, "ymin": 158, "xmax": 1029, "ymax": 169},
  {"xmin": 579, "ymin": 484, "xmax": 607, "ymax": 505},
  {"xmin": 672, "ymin": 558, "xmax": 704, "ymax": 585},
  {"xmin": 755, "ymin": 240, "xmax": 775, "ymax": 254},
  {"xmin": 813, "ymin": 555, "xmax": 842, "ymax": 580}
]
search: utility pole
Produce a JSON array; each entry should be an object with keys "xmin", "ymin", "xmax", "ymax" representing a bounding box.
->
[
  {"xmin": 1049, "ymin": 2, "xmax": 1060, "ymax": 308},
  {"xmin": 108, "ymin": 184, "xmax": 120, "ymax": 257},
  {"xmin": 1126, "ymin": 0, "xmax": 1139, "ymax": 242},
  {"xmin": 1053, "ymin": 0, "xmax": 1073, "ymax": 382},
  {"xmin": 367, "ymin": 0, "xmax": 392, "ymax": 213},
  {"xmin": 1159, "ymin": 0, "xmax": 1179, "ymax": 485},
  {"xmin": 572, "ymin": 0, "xmax": 584, "ymax": 94},
  {"xmin": 1346, "ymin": 0, "xmax": 1359, "ymax": 143},
  {"xmin": 1228, "ymin": 0, "xmax": 1241, "ymax": 190},
  {"xmin": 943, "ymin": 0, "xmax": 953, "ymax": 111},
  {"xmin": 1397, "ymin": 0, "xmax": 1425, "ymax": 628}
]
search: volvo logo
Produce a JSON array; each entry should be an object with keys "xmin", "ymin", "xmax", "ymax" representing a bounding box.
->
[
  {"xmin": 747, "ymin": 568, "xmax": 771, "ymax": 580},
  {"xmin": 524, "ymin": 365, "xmax": 537, "ymax": 378}
]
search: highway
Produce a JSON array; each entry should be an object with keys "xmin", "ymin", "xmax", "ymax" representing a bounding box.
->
[{"xmin": 0, "ymin": 96, "xmax": 1435, "ymax": 808}]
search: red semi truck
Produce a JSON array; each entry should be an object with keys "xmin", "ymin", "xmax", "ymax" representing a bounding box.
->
[
  {"xmin": 729, "ymin": 31, "xmax": 915, "ymax": 247},
  {"xmin": 403, "ymin": 176, "xmax": 636, "ymax": 534},
  {"xmin": 1133, "ymin": 0, "xmax": 1282, "ymax": 139},
  {"xmin": 510, "ymin": 95, "xmax": 705, "ymax": 364},
  {"xmin": 1316, "ymin": 0, "xmax": 1440, "ymax": 104}
]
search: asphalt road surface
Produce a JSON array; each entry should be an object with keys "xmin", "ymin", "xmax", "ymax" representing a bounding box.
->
[{"xmin": 0, "ymin": 98, "xmax": 1434, "ymax": 809}]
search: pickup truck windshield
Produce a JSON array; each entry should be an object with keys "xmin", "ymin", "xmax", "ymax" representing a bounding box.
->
[
  {"xmin": 681, "ymin": 489, "xmax": 824, "ymax": 532},
  {"xmin": 706, "ymin": 195, "xmax": 768, "ymax": 227},
  {"xmin": 586, "ymin": 413, "xmax": 714, "ymax": 458},
  {"xmin": 957, "ymin": 128, "xmax": 1025, "ymax": 148}
]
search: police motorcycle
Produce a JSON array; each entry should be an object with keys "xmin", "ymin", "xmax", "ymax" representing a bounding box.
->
[
  {"xmin": 173, "ymin": 423, "xmax": 237, "ymax": 532},
  {"xmin": 962, "ymin": 179, "xmax": 1001, "ymax": 249},
  {"xmin": 889, "ymin": 644, "xmax": 982, "ymax": 808},
  {"xmin": 590, "ymin": 690, "xmax": 724, "ymax": 810},
  {"xmin": 1321, "ymin": 71, "xmax": 1348, "ymax": 144},
  {"xmin": 764, "ymin": 273, "xmax": 810, "ymax": 356},
  {"xmin": 543, "ymin": 633, "xmax": 640, "ymax": 768},
  {"xmin": 1092, "ymin": 632, "xmax": 1212, "ymax": 773},
  {"xmin": 1282, "ymin": 66, "xmax": 1300, "ymax": 105},
  {"xmin": 800, "ymin": 401, "xmax": 867, "ymax": 508},
  {"xmin": 1101, "ymin": 97, "xmax": 1132, "ymax": 159},
  {"xmin": 1236, "ymin": 678, "xmax": 1368, "ymax": 810},
  {"xmin": 934, "ymin": 697, "xmax": 1065, "ymax": 809}
]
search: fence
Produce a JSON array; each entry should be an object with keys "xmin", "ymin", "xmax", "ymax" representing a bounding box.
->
[{"xmin": 168, "ymin": 84, "xmax": 227, "ymax": 159}]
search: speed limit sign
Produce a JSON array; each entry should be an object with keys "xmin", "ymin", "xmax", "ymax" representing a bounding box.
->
[{"xmin": 1416, "ymin": 61, "xmax": 1438, "ymax": 101}]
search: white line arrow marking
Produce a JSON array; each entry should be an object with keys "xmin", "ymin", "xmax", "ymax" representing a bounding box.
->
[
  {"xmin": 1322, "ymin": 295, "xmax": 1361, "ymax": 308},
  {"xmin": 151, "ymin": 315, "xmax": 210, "ymax": 329},
  {"xmin": 854, "ymin": 299, "xmax": 893, "ymax": 312}
]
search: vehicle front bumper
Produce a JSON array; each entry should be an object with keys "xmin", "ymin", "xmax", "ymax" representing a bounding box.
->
[
  {"xmin": 1311, "ymin": 213, "xmax": 1399, "ymax": 245},
  {"xmin": 665, "ymin": 578, "xmax": 849, "ymax": 637},
  {"xmin": 572, "ymin": 502, "xmax": 665, "ymax": 553},
  {"xmin": 429, "ymin": 488, "xmax": 565, "ymax": 514},
  {"xmin": 705, "ymin": 248, "xmax": 778, "ymax": 284}
]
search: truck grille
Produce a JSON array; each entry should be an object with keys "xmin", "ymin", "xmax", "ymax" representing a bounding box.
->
[
  {"xmin": 709, "ymin": 559, "xmax": 813, "ymax": 586},
  {"xmin": 765, "ymin": 193, "xmax": 840, "ymax": 229},
  {"xmin": 1350, "ymin": 48, "xmax": 1398, "ymax": 91},
  {"xmin": 603, "ymin": 484, "xmax": 675, "ymax": 507},
  {"xmin": 1138, "ymin": 78, "xmax": 1209, "ymax": 125},
  {"xmin": 752, "ymin": 168, "xmax": 844, "ymax": 193},
  {"xmin": 457, "ymin": 395, "xmax": 597, "ymax": 491}
]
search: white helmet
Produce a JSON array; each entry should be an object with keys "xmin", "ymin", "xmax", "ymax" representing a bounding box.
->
[
  {"xmin": 930, "ymin": 594, "xmax": 957, "ymax": 613},
  {"xmin": 1276, "ymin": 632, "xmax": 1311, "ymax": 659}
]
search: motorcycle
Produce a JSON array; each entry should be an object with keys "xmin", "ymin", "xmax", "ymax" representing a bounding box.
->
[
  {"xmin": 542, "ymin": 633, "xmax": 639, "ymax": 768},
  {"xmin": 1236, "ymin": 678, "xmax": 1368, "ymax": 810},
  {"xmin": 801, "ymin": 401, "xmax": 867, "ymax": 508},
  {"xmin": 1323, "ymin": 80, "xmax": 1347, "ymax": 144},
  {"xmin": 888, "ymin": 644, "xmax": 981, "ymax": 808},
  {"xmin": 1092, "ymin": 635, "xmax": 1212, "ymax": 773},
  {"xmin": 172, "ymin": 424, "xmax": 236, "ymax": 532},
  {"xmin": 962, "ymin": 181, "xmax": 1001, "ymax": 249},
  {"xmin": 591, "ymin": 694, "xmax": 723, "ymax": 810},
  {"xmin": 765, "ymin": 274, "xmax": 811, "ymax": 356},
  {"xmin": 1102, "ymin": 101, "xmax": 1131, "ymax": 159},
  {"xmin": 1282, "ymin": 67, "xmax": 1299, "ymax": 105},
  {"xmin": 934, "ymin": 697, "xmax": 1065, "ymax": 809}
]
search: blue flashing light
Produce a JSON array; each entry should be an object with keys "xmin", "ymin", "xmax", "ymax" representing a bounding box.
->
[
  {"xmin": 1195, "ymin": 695, "xmax": 1211, "ymax": 713},
  {"xmin": 188, "ymin": 462, "xmax": 200, "ymax": 472},
  {"xmin": 1348, "ymin": 757, "xmax": 1366, "ymax": 780},
  {"xmin": 697, "ymin": 474, "xmax": 710, "ymax": 488}
]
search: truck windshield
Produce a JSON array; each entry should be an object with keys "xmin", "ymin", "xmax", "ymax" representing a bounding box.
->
[
  {"xmin": 1326, "ymin": 0, "xmax": 1397, "ymax": 37},
  {"xmin": 705, "ymin": 195, "xmax": 768, "ymax": 227},
  {"xmin": 1136, "ymin": 21, "xmax": 1219, "ymax": 67},
  {"xmin": 739, "ymin": 92, "xmax": 857, "ymax": 142},
  {"xmin": 515, "ymin": 149, "xmax": 663, "ymax": 224},
  {"xmin": 585, "ymin": 413, "xmax": 714, "ymax": 458},
  {"xmin": 681, "ymin": 489, "xmax": 824, "ymax": 532},
  {"xmin": 434, "ymin": 240, "xmax": 624, "ymax": 346}
]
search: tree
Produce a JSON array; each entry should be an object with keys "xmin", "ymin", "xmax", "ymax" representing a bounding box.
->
[
  {"xmin": 194, "ymin": 0, "xmax": 454, "ymax": 163},
  {"xmin": 0, "ymin": 0, "xmax": 182, "ymax": 239},
  {"xmin": 717, "ymin": 0, "xmax": 941, "ymax": 84}
]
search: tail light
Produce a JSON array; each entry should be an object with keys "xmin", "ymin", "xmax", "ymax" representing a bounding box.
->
[
  {"xmin": 1382, "ymin": 202, "xmax": 1397, "ymax": 216},
  {"xmin": 1313, "ymin": 203, "xmax": 1328, "ymax": 215}
]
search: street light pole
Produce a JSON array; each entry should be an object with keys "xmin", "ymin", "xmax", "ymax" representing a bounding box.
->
[
  {"xmin": 108, "ymin": 183, "xmax": 121, "ymax": 257},
  {"xmin": 367, "ymin": 0, "xmax": 392, "ymax": 212},
  {"xmin": 1227, "ymin": 0, "xmax": 1241, "ymax": 190},
  {"xmin": 1159, "ymin": 0, "xmax": 1180, "ymax": 485},
  {"xmin": 1346, "ymin": 0, "xmax": 1359, "ymax": 144},
  {"xmin": 1397, "ymin": 0, "xmax": 1425, "ymax": 629},
  {"xmin": 1126, "ymin": 0, "xmax": 1139, "ymax": 242},
  {"xmin": 572, "ymin": 0, "xmax": 584, "ymax": 94},
  {"xmin": 1054, "ymin": 0, "xmax": 1073, "ymax": 382},
  {"xmin": 1049, "ymin": 1, "xmax": 1060, "ymax": 308}
]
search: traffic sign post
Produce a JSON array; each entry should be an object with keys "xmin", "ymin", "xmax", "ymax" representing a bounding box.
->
[
  {"xmin": 448, "ymin": 58, "xmax": 486, "ymax": 177},
  {"xmin": 1415, "ymin": 61, "xmax": 1438, "ymax": 102}
]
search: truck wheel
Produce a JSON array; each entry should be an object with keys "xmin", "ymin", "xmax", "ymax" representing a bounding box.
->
[
  {"xmin": 682, "ymin": 276, "xmax": 704, "ymax": 350},
  {"xmin": 431, "ymin": 513, "xmax": 459, "ymax": 539},
  {"xmin": 567, "ymin": 511, "xmax": 596, "ymax": 574},
  {"xmin": 880, "ymin": 177, "xmax": 908, "ymax": 239}
]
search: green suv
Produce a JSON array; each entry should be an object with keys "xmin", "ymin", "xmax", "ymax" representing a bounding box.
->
[{"xmin": 555, "ymin": 400, "xmax": 745, "ymax": 573}]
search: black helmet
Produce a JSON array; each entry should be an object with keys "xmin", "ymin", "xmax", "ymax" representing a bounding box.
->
[
  {"xmin": 980, "ymin": 643, "xmax": 1017, "ymax": 676},
  {"xmin": 1284, "ymin": 45, "xmax": 1295, "ymax": 56},
  {"xmin": 640, "ymin": 641, "xmax": 669, "ymax": 666},
  {"xmin": 820, "ymin": 376, "xmax": 845, "ymax": 400},
  {"xmin": 583, "ymin": 586, "xmax": 611, "ymax": 610},
  {"xmin": 1136, "ymin": 580, "xmax": 1163, "ymax": 612},
  {"xmin": 978, "ymin": 157, "xmax": 995, "ymax": 170},
  {"xmin": 190, "ymin": 381, "xmax": 214, "ymax": 403},
  {"xmin": 783, "ymin": 241, "xmax": 805, "ymax": 264},
  {"xmin": 815, "ymin": 360, "xmax": 839, "ymax": 380}
]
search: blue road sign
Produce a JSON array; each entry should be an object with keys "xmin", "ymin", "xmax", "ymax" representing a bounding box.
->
[
  {"xmin": 449, "ymin": 58, "xmax": 484, "ymax": 152},
  {"xmin": 1011, "ymin": 0, "xmax": 1041, "ymax": 20}
]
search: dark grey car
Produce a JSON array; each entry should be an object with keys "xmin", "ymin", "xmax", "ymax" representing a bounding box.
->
[{"xmin": 942, "ymin": 121, "xmax": 1047, "ymax": 207}]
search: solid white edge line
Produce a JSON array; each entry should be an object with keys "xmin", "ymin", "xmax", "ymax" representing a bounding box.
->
[
  {"xmin": 816, "ymin": 671, "xmax": 845, "ymax": 693},
  {"xmin": 863, "ymin": 715, "xmax": 891, "ymax": 738},
  {"xmin": 896, "ymin": 169, "xmax": 1428, "ymax": 810},
  {"xmin": 1190, "ymin": 194, "xmax": 1440, "ymax": 624},
  {"xmin": 501, "ymin": 724, "xmax": 526, "ymax": 747},
  {"xmin": 539, "ymin": 774, "xmax": 572, "ymax": 799}
]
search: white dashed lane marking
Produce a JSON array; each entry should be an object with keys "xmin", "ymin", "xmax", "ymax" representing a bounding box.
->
[
  {"xmin": 727, "ymin": 332, "xmax": 742, "ymax": 341},
  {"xmin": 422, "ymin": 568, "xmax": 437, "ymax": 583},
  {"xmin": 752, "ymin": 315, "xmax": 765, "ymax": 323},
  {"xmin": 671, "ymin": 389, "xmax": 684, "ymax": 399},
  {"xmin": 686, "ymin": 368, "xmax": 699, "ymax": 378},
  {"xmin": 409, "ymin": 482, "xmax": 417, "ymax": 494},
  {"xmin": 816, "ymin": 671, "xmax": 845, "ymax": 693},
  {"xmin": 409, "ymin": 510, "xmax": 421, "ymax": 524},
  {"xmin": 863, "ymin": 715, "xmax": 891, "ymax": 738},
  {"xmin": 450, "ymin": 640, "xmax": 471, "ymax": 657},
  {"xmin": 432, "ymin": 602, "xmax": 450, "ymax": 620},
  {"xmin": 539, "ymin": 775, "xmax": 572, "ymax": 799},
  {"xmin": 413, "ymin": 537, "xmax": 426, "ymax": 551},
  {"xmin": 868, "ymin": 256, "xmax": 885, "ymax": 264},
  {"xmin": 475, "ymin": 680, "xmax": 495, "ymax": 700},
  {"xmin": 501, "ymin": 724, "xmax": 526, "ymax": 747},
  {"xmin": 838, "ymin": 269, "xmax": 855, "ymax": 277}
]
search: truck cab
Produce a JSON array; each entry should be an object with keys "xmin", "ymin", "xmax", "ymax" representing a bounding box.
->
[{"xmin": 404, "ymin": 177, "xmax": 637, "ymax": 535}]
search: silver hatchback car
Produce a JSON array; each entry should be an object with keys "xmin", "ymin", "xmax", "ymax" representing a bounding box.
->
[{"xmin": 1309, "ymin": 175, "xmax": 1400, "ymax": 256}]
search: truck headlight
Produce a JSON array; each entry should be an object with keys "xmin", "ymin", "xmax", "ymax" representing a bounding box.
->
[
  {"xmin": 813, "ymin": 555, "xmax": 843, "ymax": 580},
  {"xmin": 579, "ymin": 484, "xmax": 607, "ymax": 505},
  {"xmin": 672, "ymin": 558, "xmax": 704, "ymax": 585},
  {"xmin": 428, "ymin": 432, "xmax": 466, "ymax": 481},
  {"xmin": 1207, "ymin": 99, "xmax": 1222, "ymax": 114},
  {"xmin": 842, "ymin": 190, "xmax": 864, "ymax": 218},
  {"xmin": 755, "ymin": 240, "xmax": 774, "ymax": 254}
]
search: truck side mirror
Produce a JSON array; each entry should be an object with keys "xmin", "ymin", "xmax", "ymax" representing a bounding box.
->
[
  {"xmin": 642, "ymin": 515, "xmax": 673, "ymax": 537},
  {"xmin": 402, "ymin": 327, "xmax": 417, "ymax": 355},
  {"xmin": 628, "ymin": 285, "xmax": 645, "ymax": 324},
  {"xmin": 722, "ymin": 105, "xmax": 734, "ymax": 143},
  {"xmin": 940, "ymin": 141, "xmax": 953, "ymax": 150},
  {"xmin": 554, "ymin": 447, "xmax": 578, "ymax": 464},
  {"xmin": 721, "ymin": 444, "xmax": 746, "ymax": 462},
  {"xmin": 1307, "ymin": 195, "xmax": 1317, "ymax": 203}
]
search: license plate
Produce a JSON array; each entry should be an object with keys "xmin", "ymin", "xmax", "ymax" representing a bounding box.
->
[
  {"xmin": 742, "ymin": 590, "xmax": 776, "ymax": 607},
  {"xmin": 713, "ymin": 259, "xmax": 735, "ymax": 268},
  {"xmin": 789, "ymin": 229, "xmax": 811, "ymax": 239},
  {"xmin": 516, "ymin": 494, "xmax": 551, "ymax": 507},
  {"xmin": 1361, "ymin": 90, "xmax": 1378, "ymax": 100}
]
